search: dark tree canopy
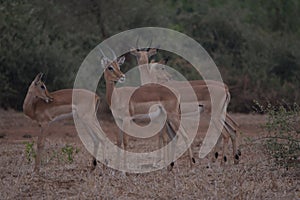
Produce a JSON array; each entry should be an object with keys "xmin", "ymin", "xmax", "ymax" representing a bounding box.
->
[{"xmin": 1, "ymin": 0, "xmax": 300, "ymax": 112}]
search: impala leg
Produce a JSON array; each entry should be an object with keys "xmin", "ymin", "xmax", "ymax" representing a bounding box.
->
[
  {"xmin": 212, "ymin": 135, "xmax": 222, "ymax": 163},
  {"xmin": 210, "ymin": 116, "xmax": 227, "ymax": 165},
  {"xmin": 116, "ymin": 128, "xmax": 123, "ymax": 170},
  {"xmin": 227, "ymin": 114, "xmax": 241, "ymax": 160},
  {"xmin": 221, "ymin": 131, "xmax": 230, "ymax": 165},
  {"xmin": 123, "ymin": 132, "xmax": 128, "ymax": 172},
  {"xmin": 224, "ymin": 119, "xmax": 240, "ymax": 164},
  {"xmin": 84, "ymin": 122, "xmax": 100, "ymax": 170},
  {"xmin": 157, "ymin": 127, "xmax": 168, "ymax": 167},
  {"xmin": 166, "ymin": 122, "xmax": 176, "ymax": 171},
  {"xmin": 168, "ymin": 115, "xmax": 195, "ymax": 168},
  {"xmin": 158, "ymin": 130, "xmax": 163, "ymax": 165},
  {"xmin": 226, "ymin": 113, "xmax": 239, "ymax": 128},
  {"xmin": 166, "ymin": 121, "xmax": 177, "ymax": 170},
  {"xmin": 92, "ymin": 98, "xmax": 104, "ymax": 168},
  {"xmin": 117, "ymin": 125, "xmax": 128, "ymax": 172},
  {"xmin": 201, "ymin": 113, "xmax": 221, "ymax": 163},
  {"xmin": 235, "ymin": 133, "xmax": 241, "ymax": 161},
  {"xmin": 34, "ymin": 125, "xmax": 46, "ymax": 172},
  {"xmin": 75, "ymin": 112, "xmax": 101, "ymax": 170}
]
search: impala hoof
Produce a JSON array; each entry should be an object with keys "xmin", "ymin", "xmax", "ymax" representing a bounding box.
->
[
  {"xmin": 93, "ymin": 158, "xmax": 97, "ymax": 167},
  {"xmin": 167, "ymin": 162, "xmax": 175, "ymax": 171},
  {"xmin": 237, "ymin": 149, "xmax": 241, "ymax": 156},
  {"xmin": 215, "ymin": 152, "xmax": 219, "ymax": 159},
  {"xmin": 235, "ymin": 154, "xmax": 240, "ymax": 160},
  {"xmin": 170, "ymin": 162, "xmax": 174, "ymax": 167}
]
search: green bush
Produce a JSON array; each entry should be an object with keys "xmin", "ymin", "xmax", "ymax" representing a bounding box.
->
[
  {"xmin": 24, "ymin": 141, "xmax": 36, "ymax": 163},
  {"xmin": 254, "ymin": 101, "xmax": 300, "ymax": 169},
  {"xmin": 61, "ymin": 144, "xmax": 79, "ymax": 163}
]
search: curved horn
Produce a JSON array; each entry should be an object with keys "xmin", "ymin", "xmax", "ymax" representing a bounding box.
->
[
  {"xmin": 40, "ymin": 73, "xmax": 44, "ymax": 80},
  {"xmin": 107, "ymin": 46, "xmax": 117, "ymax": 60},
  {"xmin": 147, "ymin": 38, "xmax": 152, "ymax": 51},
  {"xmin": 136, "ymin": 35, "xmax": 140, "ymax": 50},
  {"xmin": 98, "ymin": 47, "xmax": 107, "ymax": 58}
]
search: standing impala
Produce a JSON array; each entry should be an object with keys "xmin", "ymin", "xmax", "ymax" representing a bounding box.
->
[
  {"xmin": 23, "ymin": 73, "xmax": 102, "ymax": 172},
  {"xmin": 131, "ymin": 47, "xmax": 241, "ymax": 164},
  {"xmin": 99, "ymin": 48, "xmax": 195, "ymax": 170}
]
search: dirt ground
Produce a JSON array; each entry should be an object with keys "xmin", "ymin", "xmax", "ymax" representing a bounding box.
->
[{"xmin": 0, "ymin": 109, "xmax": 299, "ymax": 199}]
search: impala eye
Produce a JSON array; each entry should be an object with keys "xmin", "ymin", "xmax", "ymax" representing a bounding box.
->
[
  {"xmin": 108, "ymin": 66, "xmax": 114, "ymax": 71},
  {"xmin": 41, "ymin": 85, "xmax": 45, "ymax": 90}
]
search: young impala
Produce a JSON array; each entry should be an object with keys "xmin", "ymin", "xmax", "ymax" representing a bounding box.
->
[{"xmin": 23, "ymin": 73, "xmax": 102, "ymax": 172}]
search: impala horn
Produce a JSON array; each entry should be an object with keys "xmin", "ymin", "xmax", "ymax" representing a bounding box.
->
[
  {"xmin": 99, "ymin": 47, "xmax": 108, "ymax": 59},
  {"xmin": 136, "ymin": 35, "xmax": 140, "ymax": 51},
  {"xmin": 107, "ymin": 46, "xmax": 117, "ymax": 60},
  {"xmin": 146, "ymin": 38, "xmax": 152, "ymax": 51}
]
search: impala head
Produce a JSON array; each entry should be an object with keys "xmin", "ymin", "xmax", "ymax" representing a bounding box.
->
[
  {"xmin": 130, "ymin": 38, "xmax": 157, "ymax": 65},
  {"xmin": 99, "ymin": 47, "xmax": 126, "ymax": 83},
  {"xmin": 29, "ymin": 72, "xmax": 53, "ymax": 103},
  {"xmin": 130, "ymin": 48, "xmax": 157, "ymax": 65}
]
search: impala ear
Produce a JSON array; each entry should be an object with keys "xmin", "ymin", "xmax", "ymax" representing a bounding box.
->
[
  {"xmin": 148, "ymin": 48, "xmax": 157, "ymax": 57},
  {"xmin": 118, "ymin": 56, "xmax": 125, "ymax": 66},
  {"xmin": 101, "ymin": 57, "xmax": 110, "ymax": 69},
  {"xmin": 34, "ymin": 72, "xmax": 43, "ymax": 84},
  {"xmin": 130, "ymin": 48, "xmax": 139, "ymax": 56}
]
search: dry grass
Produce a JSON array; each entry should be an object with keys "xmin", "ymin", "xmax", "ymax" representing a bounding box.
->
[{"xmin": 0, "ymin": 110, "xmax": 299, "ymax": 199}]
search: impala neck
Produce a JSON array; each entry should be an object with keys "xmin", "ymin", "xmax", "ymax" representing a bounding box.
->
[
  {"xmin": 23, "ymin": 90, "xmax": 38, "ymax": 119},
  {"xmin": 138, "ymin": 65, "xmax": 152, "ymax": 85},
  {"xmin": 105, "ymin": 80, "xmax": 115, "ymax": 108}
]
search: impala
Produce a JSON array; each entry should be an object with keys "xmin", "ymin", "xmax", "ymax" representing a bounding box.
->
[
  {"xmin": 23, "ymin": 73, "xmax": 102, "ymax": 172},
  {"xmin": 131, "ymin": 47, "xmax": 241, "ymax": 164},
  {"xmin": 99, "ymin": 48, "xmax": 195, "ymax": 170}
]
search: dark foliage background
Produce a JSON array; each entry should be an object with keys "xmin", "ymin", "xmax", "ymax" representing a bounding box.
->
[{"xmin": 1, "ymin": 0, "xmax": 299, "ymax": 112}]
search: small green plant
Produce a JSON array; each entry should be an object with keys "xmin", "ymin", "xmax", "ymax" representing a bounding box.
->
[
  {"xmin": 254, "ymin": 101, "xmax": 300, "ymax": 169},
  {"xmin": 61, "ymin": 144, "xmax": 79, "ymax": 163},
  {"xmin": 24, "ymin": 141, "xmax": 36, "ymax": 163}
]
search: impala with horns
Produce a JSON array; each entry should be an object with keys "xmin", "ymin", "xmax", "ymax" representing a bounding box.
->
[
  {"xmin": 23, "ymin": 73, "xmax": 103, "ymax": 172},
  {"xmin": 131, "ymin": 47, "xmax": 241, "ymax": 164},
  {"xmin": 130, "ymin": 37, "xmax": 171, "ymax": 85},
  {"xmin": 99, "ymin": 46, "xmax": 195, "ymax": 170}
]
